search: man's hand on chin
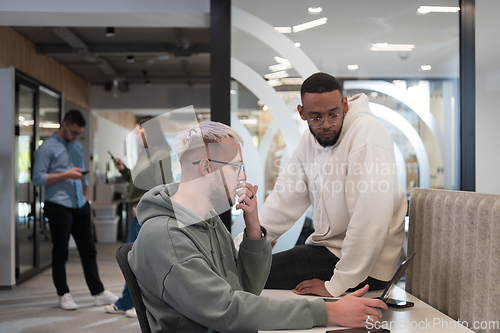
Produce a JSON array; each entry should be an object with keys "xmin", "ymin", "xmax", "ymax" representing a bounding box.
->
[
  {"xmin": 292, "ymin": 278, "xmax": 333, "ymax": 297},
  {"xmin": 236, "ymin": 182, "xmax": 261, "ymax": 239}
]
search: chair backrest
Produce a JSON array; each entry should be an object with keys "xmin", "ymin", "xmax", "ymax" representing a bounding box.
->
[
  {"xmin": 406, "ymin": 188, "xmax": 500, "ymax": 333},
  {"xmin": 116, "ymin": 243, "xmax": 152, "ymax": 333}
]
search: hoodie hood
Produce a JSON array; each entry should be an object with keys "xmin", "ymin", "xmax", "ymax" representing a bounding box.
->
[{"xmin": 136, "ymin": 183, "xmax": 215, "ymax": 229}]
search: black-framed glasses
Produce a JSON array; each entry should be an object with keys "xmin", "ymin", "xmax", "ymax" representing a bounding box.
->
[
  {"xmin": 307, "ymin": 113, "xmax": 343, "ymax": 129},
  {"xmin": 192, "ymin": 159, "xmax": 246, "ymax": 177}
]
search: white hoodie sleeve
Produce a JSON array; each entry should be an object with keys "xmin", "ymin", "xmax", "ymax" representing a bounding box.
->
[
  {"xmin": 324, "ymin": 142, "xmax": 397, "ymax": 296},
  {"xmin": 258, "ymin": 139, "xmax": 312, "ymax": 242}
]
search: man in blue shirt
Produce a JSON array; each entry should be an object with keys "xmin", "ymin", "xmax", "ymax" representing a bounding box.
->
[{"xmin": 33, "ymin": 110, "xmax": 118, "ymax": 310}]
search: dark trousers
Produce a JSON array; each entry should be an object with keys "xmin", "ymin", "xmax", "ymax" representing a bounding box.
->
[
  {"xmin": 44, "ymin": 202, "xmax": 104, "ymax": 296},
  {"xmin": 265, "ymin": 245, "xmax": 388, "ymax": 292}
]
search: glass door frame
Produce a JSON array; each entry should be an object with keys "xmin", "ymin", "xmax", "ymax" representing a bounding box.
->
[{"xmin": 14, "ymin": 71, "xmax": 62, "ymax": 284}]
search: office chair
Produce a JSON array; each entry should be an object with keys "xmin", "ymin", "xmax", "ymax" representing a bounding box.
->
[{"xmin": 116, "ymin": 243, "xmax": 152, "ymax": 333}]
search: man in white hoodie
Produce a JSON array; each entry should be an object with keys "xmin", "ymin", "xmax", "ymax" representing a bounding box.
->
[{"xmin": 261, "ymin": 72, "xmax": 407, "ymax": 297}]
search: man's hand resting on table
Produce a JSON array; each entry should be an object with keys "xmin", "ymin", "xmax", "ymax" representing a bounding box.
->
[
  {"xmin": 326, "ymin": 285, "xmax": 387, "ymax": 327},
  {"xmin": 293, "ymin": 278, "xmax": 332, "ymax": 297}
]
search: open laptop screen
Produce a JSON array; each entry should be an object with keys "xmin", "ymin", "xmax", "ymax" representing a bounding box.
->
[{"xmin": 379, "ymin": 253, "xmax": 416, "ymax": 302}]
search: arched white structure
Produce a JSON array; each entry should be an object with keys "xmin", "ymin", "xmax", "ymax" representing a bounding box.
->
[
  {"xmin": 232, "ymin": 7, "xmax": 319, "ymax": 78},
  {"xmin": 231, "ymin": 58, "xmax": 301, "ymax": 156},
  {"xmin": 344, "ymin": 80, "xmax": 444, "ymax": 148},
  {"xmin": 369, "ymin": 102, "xmax": 430, "ymax": 188}
]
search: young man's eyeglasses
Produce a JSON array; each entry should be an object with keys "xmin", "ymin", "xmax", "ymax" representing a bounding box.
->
[
  {"xmin": 307, "ymin": 113, "xmax": 343, "ymax": 129},
  {"xmin": 192, "ymin": 159, "xmax": 246, "ymax": 178}
]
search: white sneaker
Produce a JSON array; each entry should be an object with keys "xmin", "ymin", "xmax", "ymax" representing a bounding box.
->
[
  {"xmin": 94, "ymin": 290, "xmax": 119, "ymax": 306},
  {"xmin": 104, "ymin": 303, "xmax": 125, "ymax": 314},
  {"xmin": 58, "ymin": 293, "xmax": 78, "ymax": 310},
  {"xmin": 125, "ymin": 308, "xmax": 137, "ymax": 318}
]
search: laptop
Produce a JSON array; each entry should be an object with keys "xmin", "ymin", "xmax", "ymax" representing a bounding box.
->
[{"xmin": 377, "ymin": 253, "xmax": 415, "ymax": 302}]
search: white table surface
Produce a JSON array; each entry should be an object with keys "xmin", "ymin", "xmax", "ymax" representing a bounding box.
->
[{"xmin": 258, "ymin": 287, "xmax": 474, "ymax": 332}]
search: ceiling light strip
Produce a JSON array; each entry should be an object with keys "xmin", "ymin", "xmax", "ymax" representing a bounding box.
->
[
  {"xmin": 371, "ymin": 43, "xmax": 415, "ymax": 52},
  {"xmin": 274, "ymin": 27, "xmax": 292, "ymax": 34},
  {"xmin": 292, "ymin": 17, "xmax": 328, "ymax": 33},
  {"xmin": 417, "ymin": 6, "xmax": 460, "ymax": 13}
]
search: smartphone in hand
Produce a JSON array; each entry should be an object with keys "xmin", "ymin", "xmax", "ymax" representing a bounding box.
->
[
  {"xmin": 80, "ymin": 170, "xmax": 90, "ymax": 174},
  {"xmin": 107, "ymin": 151, "xmax": 115, "ymax": 160}
]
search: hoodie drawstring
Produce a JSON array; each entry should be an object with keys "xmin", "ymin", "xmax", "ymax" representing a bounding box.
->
[
  {"xmin": 209, "ymin": 230, "xmax": 218, "ymax": 268},
  {"xmin": 208, "ymin": 226, "xmax": 227, "ymax": 277},
  {"xmin": 213, "ymin": 228, "xmax": 227, "ymax": 276}
]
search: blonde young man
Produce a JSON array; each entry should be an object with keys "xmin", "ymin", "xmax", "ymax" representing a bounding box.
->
[{"xmin": 129, "ymin": 121, "xmax": 386, "ymax": 332}]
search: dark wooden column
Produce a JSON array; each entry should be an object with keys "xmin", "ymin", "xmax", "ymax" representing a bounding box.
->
[{"xmin": 210, "ymin": 0, "xmax": 232, "ymax": 230}]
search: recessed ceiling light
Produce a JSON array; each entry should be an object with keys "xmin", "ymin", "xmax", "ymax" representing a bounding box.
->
[
  {"xmin": 264, "ymin": 71, "xmax": 289, "ymax": 80},
  {"xmin": 294, "ymin": 42, "xmax": 301, "ymax": 48},
  {"xmin": 274, "ymin": 27, "xmax": 292, "ymax": 34},
  {"xmin": 348, "ymin": 65, "xmax": 359, "ymax": 70},
  {"xmin": 371, "ymin": 43, "xmax": 415, "ymax": 51},
  {"xmin": 126, "ymin": 55, "xmax": 135, "ymax": 63},
  {"xmin": 158, "ymin": 55, "xmax": 169, "ymax": 60},
  {"xmin": 417, "ymin": 6, "xmax": 460, "ymax": 14},
  {"xmin": 293, "ymin": 17, "xmax": 328, "ymax": 33},
  {"xmin": 308, "ymin": 7, "xmax": 323, "ymax": 14},
  {"xmin": 421, "ymin": 65, "xmax": 432, "ymax": 71}
]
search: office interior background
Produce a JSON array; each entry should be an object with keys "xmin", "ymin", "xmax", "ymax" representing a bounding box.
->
[{"xmin": 0, "ymin": 0, "xmax": 498, "ymax": 291}]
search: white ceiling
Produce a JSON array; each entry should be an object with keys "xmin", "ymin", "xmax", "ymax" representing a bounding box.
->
[
  {"xmin": 2, "ymin": 0, "xmax": 461, "ymax": 84},
  {"xmin": 232, "ymin": 0, "xmax": 460, "ymax": 79}
]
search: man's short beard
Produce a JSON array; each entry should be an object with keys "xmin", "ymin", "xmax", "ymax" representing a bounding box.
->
[
  {"xmin": 309, "ymin": 122, "xmax": 344, "ymax": 147},
  {"xmin": 209, "ymin": 172, "xmax": 234, "ymax": 212}
]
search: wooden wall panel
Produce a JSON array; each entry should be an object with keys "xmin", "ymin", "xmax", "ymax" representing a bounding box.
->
[
  {"xmin": 97, "ymin": 112, "xmax": 137, "ymax": 131},
  {"xmin": 0, "ymin": 26, "xmax": 89, "ymax": 109}
]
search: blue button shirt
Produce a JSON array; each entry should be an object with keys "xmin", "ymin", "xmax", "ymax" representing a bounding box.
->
[{"xmin": 33, "ymin": 132, "xmax": 88, "ymax": 209}]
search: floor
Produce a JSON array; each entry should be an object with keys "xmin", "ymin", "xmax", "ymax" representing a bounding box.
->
[
  {"xmin": 0, "ymin": 243, "xmax": 141, "ymax": 333},
  {"xmin": 0, "ymin": 241, "xmax": 407, "ymax": 333}
]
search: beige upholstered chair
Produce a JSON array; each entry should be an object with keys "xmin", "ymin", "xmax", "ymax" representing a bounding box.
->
[{"xmin": 406, "ymin": 188, "xmax": 500, "ymax": 333}]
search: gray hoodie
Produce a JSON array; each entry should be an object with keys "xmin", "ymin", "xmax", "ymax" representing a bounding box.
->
[{"xmin": 129, "ymin": 183, "xmax": 328, "ymax": 333}]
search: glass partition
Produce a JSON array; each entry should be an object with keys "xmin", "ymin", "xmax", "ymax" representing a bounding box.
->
[
  {"xmin": 16, "ymin": 84, "xmax": 36, "ymax": 276},
  {"xmin": 15, "ymin": 73, "xmax": 62, "ymax": 282},
  {"xmin": 231, "ymin": 0, "xmax": 460, "ymax": 250}
]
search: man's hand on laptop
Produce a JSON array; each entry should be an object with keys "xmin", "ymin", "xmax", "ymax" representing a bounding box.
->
[
  {"xmin": 326, "ymin": 285, "xmax": 387, "ymax": 327},
  {"xmin": 292, "ymin": 278, "xmax": 332, "ymax": 297}
]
